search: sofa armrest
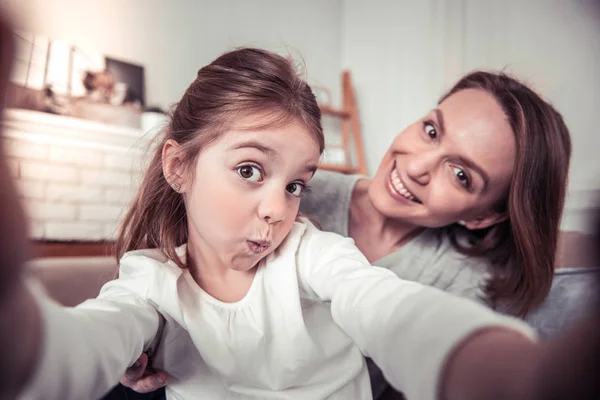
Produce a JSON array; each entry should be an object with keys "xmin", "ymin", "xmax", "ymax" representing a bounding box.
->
[{"xmin": 26, "ymin": 256, "xmax": 117, "ymax": 306}]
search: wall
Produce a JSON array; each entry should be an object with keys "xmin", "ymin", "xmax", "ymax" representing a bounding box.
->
[
  {"xmin": 341, "ymin": 0, "xmax": 600, "ymax": 231},
  {"xmin": 3, "ymin": 0, "xmax": 599, "ymax": 234},
  {"xmin": 1, "ymin": 0, "xmax": 343, "ymax": 109},
  {"xmin": 341, "ymin": 0, "xmax": 446, "ymax": 175},
  {"xmin": 0, "ymin": 0, "xmax": 344, "ymax": 241}
]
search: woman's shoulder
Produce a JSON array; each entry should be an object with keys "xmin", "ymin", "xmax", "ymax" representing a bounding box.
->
[
  {"xmin": 383, "ymin": 228, "xmax": 492, "ymax": 303},
  {"xmin": 302, "ymin": 170, "xmax": 355, "ymax": 206},
  {"xmin": 300, "ymin": 170, "xmax": 363, "ymax": 235}
]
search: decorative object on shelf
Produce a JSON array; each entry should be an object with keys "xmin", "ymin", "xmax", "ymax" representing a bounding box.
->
[
  {"xmin": 141, "ymin": 106, "xmax": 168, "ymax": 135},
  {"xmin": 7, "ymin": 30, "xmax": 145, "ymax": 129},
  {"xmin": 317, "ymin": 71, "xmax": 366, "ymax": 175}
]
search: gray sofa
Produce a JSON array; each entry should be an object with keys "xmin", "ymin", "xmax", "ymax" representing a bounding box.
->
[{"xmin": 526, "ymin": 267, "xmax": 599, "ymax": 338}]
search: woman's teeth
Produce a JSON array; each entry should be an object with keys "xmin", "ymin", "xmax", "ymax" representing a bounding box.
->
[{"xmin": 390, "ymin": 169, "xmax": 419, "ymax": 203}]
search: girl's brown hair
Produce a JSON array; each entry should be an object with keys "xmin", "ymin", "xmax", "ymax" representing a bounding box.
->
[
  {"xmin": 441, "ymin": 71, "xmax": 572, "ymax": 316},
  {"xmin": 116, "ymin": 48, "xmax": 324, "ymax": 268}
]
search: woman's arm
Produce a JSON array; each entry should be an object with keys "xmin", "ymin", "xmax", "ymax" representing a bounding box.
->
[
  {"xmin": 297, "ymin": 224, "xmax": 537, "ymax": 400},
  {"xmin": 0, "ymin": 281, "xmax": 42, "ymax": 400}
]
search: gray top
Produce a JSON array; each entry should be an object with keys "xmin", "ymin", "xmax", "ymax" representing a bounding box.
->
[
  {"xmin": 300, "ymin": 170, "xmax": 492, "ymax": 303},
  {"xmin": 300, "ymin": 170, "xmax": 600, "ymax": 399}
]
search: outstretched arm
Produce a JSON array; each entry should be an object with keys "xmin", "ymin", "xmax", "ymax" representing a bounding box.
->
[
  {"xmin": 18, "ymin": 271, "xmax": 162, "ymax": 400},
  {"xmin": 298, "ymin": 226, "xmax": 538, "ymax": 400}
]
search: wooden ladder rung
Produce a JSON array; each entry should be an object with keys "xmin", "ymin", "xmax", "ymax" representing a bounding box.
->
[
  {"xmin": 318, "ymin": 163, "xmax": 357, "ymax": 174},
  {"xmin": 317, "ymin": 70, "xmax": 366, "ymax": 176},
  {"xmin": 319, "ymin": 105, "xmax": 351, "ymax": 119}
]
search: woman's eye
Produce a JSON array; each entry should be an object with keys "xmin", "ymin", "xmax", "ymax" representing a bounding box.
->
[
  {"xmin": 237, "ymin": 165, "xmax": 263, "ymax": 182},
  {"xmin": 453, "ymin": 167, "xmax": 470, "ymax": 187},
  {"xmin": 424, "ymin": 122, "xmax": 437, "ymax": 140},
  {"xmin": 286, "ymin": 182, "xmax": 304, "ymax": 197}
]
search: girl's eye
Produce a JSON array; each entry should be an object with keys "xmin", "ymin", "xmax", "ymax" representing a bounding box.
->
[
  {"xmin": 424, "ymin": 122, "xmax": 437, "ymax": 140},
  {"xmin": 237, "ymin": 165, "xmax": 263, "ymax": 182},
  {"xmin": 453, "ymin": 166, "xmax": 470, "ymax": 188},
  {"xmin": 286, "ymin": 182, "xmax": 304, "ymax": 197}
]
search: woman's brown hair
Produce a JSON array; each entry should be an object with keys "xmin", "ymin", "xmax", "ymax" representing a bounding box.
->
[
  {"xmin": 115, "ymin": 48, "xmax": 324, "ymax": 268},
  {"xmin": 442, "ymin": 71, "xmax": 572, "ymax": 316}
]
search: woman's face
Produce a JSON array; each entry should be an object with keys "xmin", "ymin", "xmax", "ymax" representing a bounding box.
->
[{"xmin": 369, "ymin": 88, "xmax": 516, "ymax": 229}]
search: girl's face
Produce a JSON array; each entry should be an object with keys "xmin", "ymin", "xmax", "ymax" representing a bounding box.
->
[
  {"xmin": 369, "ymin": 88, "xmax": 517, "ymax": 229},
  {"xmin": 170, "ymin": 116, "xmax": 320, "ymax": 272}
]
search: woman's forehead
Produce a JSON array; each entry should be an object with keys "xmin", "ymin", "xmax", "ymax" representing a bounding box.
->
[{"xmin": 438, "ymin": 89, "xmax": 516, "ymax": 182}]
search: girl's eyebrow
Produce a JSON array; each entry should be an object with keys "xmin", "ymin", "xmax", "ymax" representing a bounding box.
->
[
  {"xmin": 229, "ymin": 139, "xmax": 317, "ymax": 174},
  {"xmin": 228, "ymin": 140, "xmax": 276, "ymax": 157},
  {"xmin": 304, "ymin": 164, "xmax": 318, "ymax": 174}
]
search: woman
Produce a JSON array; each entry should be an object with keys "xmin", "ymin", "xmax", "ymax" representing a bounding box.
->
[
  {"xmin": 305, "ymin": 72, "xmax": 570, "ymax": 315},
  {"xmin": 116, "ymin": 71, "xmax": 571, "ymax": 399}
]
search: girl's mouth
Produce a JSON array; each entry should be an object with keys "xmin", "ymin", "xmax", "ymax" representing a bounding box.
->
[{"xmin": 247, "ymin": 240, "xmax": 271, "ymax": 254}]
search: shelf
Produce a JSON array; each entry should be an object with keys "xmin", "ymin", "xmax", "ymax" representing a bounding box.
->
[
  {"xmin": 3, "ymin": 108, "xmax": 149, "ymax": 152},
  {"xmin": 319, "ymin": 105, "xmax": 351, "ymax": 119},
  {"xmin": 318, "ymin": 163, "xmax": 358, "ymax": 174},
  {"xmin": 316, "ymin": 71, "xmax": 366, "ymax": 176}
]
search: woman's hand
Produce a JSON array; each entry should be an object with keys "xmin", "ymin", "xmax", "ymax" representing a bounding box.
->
[
  {"xmin": 120, "ymin": 353, "xmax": 168, "ymax": 393},
  {"xmin": 0, "ymin": 13, "xmax": 44, "ymax": 399},
  {"xmin": 442, "ymin": 317, "xmax": 600, "ymax": 400}
]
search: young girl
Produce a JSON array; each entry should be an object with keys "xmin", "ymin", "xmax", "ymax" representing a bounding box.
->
[{"xmin": 15, "ymin": 48, "xmax": 536, "ymax": 400}]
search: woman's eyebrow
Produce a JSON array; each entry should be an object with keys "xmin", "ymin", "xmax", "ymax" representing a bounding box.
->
[
  {"xmin": 434, "ymin": 108, "xmax": 447, "ymax": 138},
  {"xmin": 435, "ymin": 108, "xmax": 490, "ymax": 191},
  {"xmin": 457, "ymin": 155, "xmax": 490, "ymax": 191}
]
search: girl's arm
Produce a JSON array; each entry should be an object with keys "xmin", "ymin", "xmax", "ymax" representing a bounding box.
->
[
  {"xmin": 17, "ymin": 256, "xmax": 162, "ymax": 400},
  {"xmin": 297, "ymin": 224, "xmax": 537, "ymax": 400}
]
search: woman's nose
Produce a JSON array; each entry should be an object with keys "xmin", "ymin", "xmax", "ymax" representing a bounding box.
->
[{"xmin": 406, "ymin": 151, "xmax": 438, "ymax": 185}]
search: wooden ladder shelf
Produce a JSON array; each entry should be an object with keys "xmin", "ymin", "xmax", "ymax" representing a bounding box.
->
[{"xmin": 318, "ymin": 71, "xmax": 367, "ymax": 175}]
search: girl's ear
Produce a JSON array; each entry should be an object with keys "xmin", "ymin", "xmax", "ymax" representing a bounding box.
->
[{"xmin": 162, "ymin": 139, "xmax": 186, "ymax": 192}]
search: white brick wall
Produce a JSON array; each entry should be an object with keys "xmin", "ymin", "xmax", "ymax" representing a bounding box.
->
[
  {"xmin": 25, "ymin": 200, "xmax": 78, "ymax": 221},
  {"xmin": 28, "ymin": 220, "xmax": 45, "ymax": 239},
  {"xmin": 4, "ymin": 137, "xmax": 47, "ymax": 160},
  {"xmin": 46, "ymin": 184, "xmax": 104, "ymax": 203},
  {"xmin": 7, "ymin": 157, "xmax": 20, "ymax": 177},
  {"xmin": 80, "ymin": 204, "xmax": 125, "ymax": 222},
  {"xmin": 105, "ymin": 187, "xmax": 137, "ymax": 205},
  {"xmin": 18, "ymin": 180, "xmax": 46, "ymax": 200},
  {"xmin": 45, "ymin": 222, "xmax": 105, "ymax": 241},
  {"xmin": 4, "ymin": 126, "xmax": 146, "ymax": 241},
  {"xmin": 21, "ymin": 161, "xmax": 79, "ymax": 182},
  {"xmin": 104, "ymin": 153, "xmax": 140, "ymax": 170},
  {"xmin": 48, "ymin": 147, "xmax": 104, "ymax": 167},
  {"xmin": 80, "ymin": 168, "xmax": 134, "ymax": 188}
]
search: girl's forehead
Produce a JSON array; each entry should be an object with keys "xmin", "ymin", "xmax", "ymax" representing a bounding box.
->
[
  {"xmin": 218, "ymin": 119, "xmax": 318, "ymax": 149},
  {"xmin": 202, "ymin": 121, "xmax": 320, "ymax": 167}
]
